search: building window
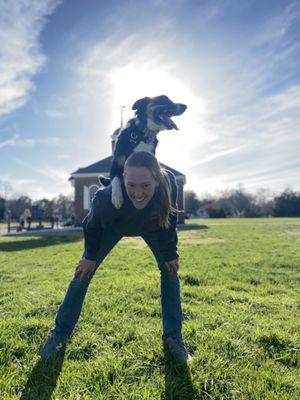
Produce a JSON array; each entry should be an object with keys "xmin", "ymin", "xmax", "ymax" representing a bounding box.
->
[
  {"xmin": 89, "ymin": 185, "xmax": 99, "ymax": 206},
  {"xmin": 83, "ymin": 184, "xmax": 99, "ymax": 210}
]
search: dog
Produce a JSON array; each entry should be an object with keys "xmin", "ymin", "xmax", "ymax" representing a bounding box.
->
[{"xmin": 99, "ymin": 95, "xmax": 187, "ymax": 209}]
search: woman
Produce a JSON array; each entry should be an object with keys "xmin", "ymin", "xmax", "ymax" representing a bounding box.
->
[{"xmin": 39, "ymin": 151, "xmax": 191, "ymax": 365}]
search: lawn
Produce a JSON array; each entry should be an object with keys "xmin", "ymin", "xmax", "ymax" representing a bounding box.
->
[{"xmin": 0, "ymin": 219, "xmax": 299, "ymax": 399}]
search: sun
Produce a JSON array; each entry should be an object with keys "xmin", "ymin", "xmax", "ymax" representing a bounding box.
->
[{"xmin": 109, "ymin": 62, "xmax": 207, "ymax": 175}]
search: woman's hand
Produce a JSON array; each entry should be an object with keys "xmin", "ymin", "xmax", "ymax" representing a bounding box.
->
[
  {"xmin": 75, "ymin": 258, "xmax": 96, "ymax": 282},
  {"xmin": 165, "ymin": 259, "xmax": 179, "ymax": 274}
]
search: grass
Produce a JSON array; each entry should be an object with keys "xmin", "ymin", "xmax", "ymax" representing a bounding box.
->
[{"xmin": 0, "ymin": 218, "xmax": 299, "ymax": 399}]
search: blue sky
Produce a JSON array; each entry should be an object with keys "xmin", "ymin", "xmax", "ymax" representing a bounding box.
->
[{"xmin": 0, "ymin": 0, "xmax": 299, "ymax": 199}]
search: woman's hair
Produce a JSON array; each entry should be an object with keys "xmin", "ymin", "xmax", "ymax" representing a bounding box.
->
[{"xmin": 124, "ymin": 151, "xmax": 176, "ymax": 229}]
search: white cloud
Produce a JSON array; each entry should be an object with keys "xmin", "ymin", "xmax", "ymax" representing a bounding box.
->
[
  {"xmin": 2, "ymin": 1, "xmax": 294, "ymax": 198},
  {"xmin": 0, "ymin": 134, "xmax": 61, "ymax": 149},
  {"xmin": 56, "ymin": 153, "xmax": 70, "ymax": 160},
  {"xmin": 73, "ymin": 30, "xmax": 207, "ymax": 165},
  {"xmin": 45, "ymin": 109, "xmax": 64, "ymax": 119},
  {"xmin": 0, "ymin": 0, "xmax": 61, "ymax": 117},
  {"xmin": 252, "ymin": 2, "xmax": 300, "ymax": 47},
  {"xmin": 0, "ymin": 173, "xmax": 57, "ymax": 200},
  {"xmin": 73, "ymin": 18, "xmax": 300, "ymax": 195},
  {"xmin": 12, "ymin": 157, "xmax": 68, "ymax": 184},
  {"xmin": 183, "ymin": 83, "xmax": 300, "ymax": 194},
  {"xmin": 5, "ymin": 158, "xmax": 72, "ymax": 200}
]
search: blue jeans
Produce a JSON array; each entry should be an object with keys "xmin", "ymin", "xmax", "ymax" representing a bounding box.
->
[{"xmin": 52, "ymin": 225, "xmax": 182, "ymax": 340}]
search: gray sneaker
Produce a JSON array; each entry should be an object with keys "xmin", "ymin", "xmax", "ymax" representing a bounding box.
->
[
  {"xmin": 39, "ymin": 332, "xmax": 67, "ymax": 360},
  {"xmin": 163, "ymin": 337, "xmax": 192, "ymax": 365}
]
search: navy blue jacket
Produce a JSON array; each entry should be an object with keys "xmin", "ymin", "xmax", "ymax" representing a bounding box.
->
[{"xmin": 82, "ymin": 171, "xmax": 178, "ymax": 262}]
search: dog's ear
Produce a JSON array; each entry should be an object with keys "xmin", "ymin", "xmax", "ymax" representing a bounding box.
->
[{"xmin": 132, "ymin": 97, "xmax": 150, "ymax": 111}]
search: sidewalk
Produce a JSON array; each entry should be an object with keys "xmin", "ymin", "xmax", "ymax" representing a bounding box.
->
[
  {"xmin": 0, "ymin": 223, "xmax": 206, "ymax": 237},
  {"xmin": 0, "ymin": 226, "xmax": 82, "ymax": 237}
]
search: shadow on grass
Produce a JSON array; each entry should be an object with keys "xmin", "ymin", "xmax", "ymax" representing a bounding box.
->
[
  {"xmin": 20, "ymin": 346, "xmax": 66, "ymax": 400},
  {"xmin": 0, "ymin": 233, "xmax": 82, "ymax": 252},
  {"xmin": 178, "ymin": 224, "xmax": 208, "ymax": 231},
  {"xmin": 163, "ymin": 348, "xmax": 200, "ymax": 400}
]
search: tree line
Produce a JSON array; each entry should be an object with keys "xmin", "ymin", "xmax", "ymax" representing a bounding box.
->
[
  {"xmin": 1, "ymin": 186, "xmax": 300, "ymax": 223},
  {"xmin": 0, "ymin": 194, "xmax": 74, "ymax": 222},
  {"xmin": 184, "ymin": 187, "xmax": 300, "ymax": 218}
]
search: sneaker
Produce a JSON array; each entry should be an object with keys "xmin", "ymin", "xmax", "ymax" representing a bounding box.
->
[
  {"xmin": 163, "ymin": 336, "xmax": 192, "ymax": 365},
  {"xmin": 39, "ymin": 332, "xmax": 67, "ymax": 360}
]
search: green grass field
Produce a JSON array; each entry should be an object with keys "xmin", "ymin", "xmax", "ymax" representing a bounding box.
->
[{"xmin": 0, "ymin": 218, "xmax": 299, "ymax": 399}]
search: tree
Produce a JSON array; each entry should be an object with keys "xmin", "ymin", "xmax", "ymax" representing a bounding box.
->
[
  {"xmin": 0, "ymin": 197, "xmax": 6, "ymax": 220},
  {"xmin": 213, "ymin": 188, "xmax": 260, "ymax": 217},
  {"xmin": 273, "ymin": 189, "xmax": 300, "ymax": 217},
  {"xmin": 53, "ymin": 194, "xmax": 74, "ymax": 219},
  {"xmin": 184, "ymin": 190, "xmax": 201, "ymax": 216},
  {"xmin": 0, "ymin": 180, "xmax": 12, "ymax": 199},
  {"xmin": 230, "ymin": 189, "xmax": 253, "ymax": 217},
  {"xmin": 7, "ymin": 196, "xmax": 32, "ymax": 219},
  {"xmin": 254, "ymin": 188, "xmax": 274, "ymax": 216},
  {"xmin": 214, "ymin": 190, "xmax": 235, "ymax": 216}
]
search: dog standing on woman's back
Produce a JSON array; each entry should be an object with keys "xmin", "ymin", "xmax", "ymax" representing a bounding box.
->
[{"xmin": 99, "ymin": 95, "xmax": 187, "ymax": 209}]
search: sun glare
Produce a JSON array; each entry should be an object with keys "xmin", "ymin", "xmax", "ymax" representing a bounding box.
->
[{"xmin": 109, "ymin": 63, "xmax": 207, "ymax": 174}]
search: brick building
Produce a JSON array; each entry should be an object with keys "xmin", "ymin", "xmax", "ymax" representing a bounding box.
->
[
  {"xmin": 69, "ymin": 133, "xmax": 186, "ymax": 225},
  {"xmin": 69, "ymin": 156, "xmax": 185, "ymax": 225}
]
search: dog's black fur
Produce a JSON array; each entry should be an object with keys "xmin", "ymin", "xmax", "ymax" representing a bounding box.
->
[{"xmin": 99, "ymin": 95, "xmax": 187, "ymax": 208}]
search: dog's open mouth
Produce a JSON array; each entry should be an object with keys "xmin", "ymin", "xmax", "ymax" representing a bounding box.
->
[
  {"xmin": 152, "ymin": 103, "xmax": 186, "ymax": 130},
  {"xmin": 146, "ymin": 99, "xmax": 187, "ymax": 131},
  {"xmin": 157, "ymin": 112, "xmax": 178, "ymax": 130}
]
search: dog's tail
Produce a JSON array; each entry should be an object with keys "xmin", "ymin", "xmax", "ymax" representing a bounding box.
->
[{"xmin": 98, "ymin": 175, "xmax": 111, "ymax": 187}]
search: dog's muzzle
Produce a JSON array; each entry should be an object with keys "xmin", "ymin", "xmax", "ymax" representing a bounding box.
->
[{"xmin": 153, "ymin": 103, "xmax": 187, "ymax": 130}]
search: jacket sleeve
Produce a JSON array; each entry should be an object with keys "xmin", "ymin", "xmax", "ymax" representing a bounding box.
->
[
  {"xmin": 82, "ymin": 191, "xmax": 104, "ymax": 261},
  {"xmin": 157, "ymin": 171, "xmax": 179, "ymax": 262}
]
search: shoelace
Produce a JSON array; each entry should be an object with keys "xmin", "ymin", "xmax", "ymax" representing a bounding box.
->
[{"xmin": 55, "ymin": 342, "xmax": 63, "ymax": 351}]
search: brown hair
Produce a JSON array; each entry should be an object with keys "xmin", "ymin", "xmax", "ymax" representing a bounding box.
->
[{"xmin": 124, "ymin": 152, "xmax": 176, "ymax": 229}]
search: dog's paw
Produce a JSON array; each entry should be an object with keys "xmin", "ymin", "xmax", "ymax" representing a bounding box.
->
[
  {"xmin": 112, "ymin": 192, "xmax": 123, "ymax": 209},
  {"xmin": 111, "ymin": 177, "xmax": 123, "ymax": 209}
]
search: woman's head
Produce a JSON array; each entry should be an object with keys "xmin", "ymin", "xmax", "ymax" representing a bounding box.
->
[
  {"xmin": 123, "ymin": 152, "xmax": 161, "ymax": 209},
  {"xmin": 123, "ymin": 152, "xmax": 174, "ymax": 228}
]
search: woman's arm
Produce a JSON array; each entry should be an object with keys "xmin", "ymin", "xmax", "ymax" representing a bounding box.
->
[{"xmin": 82, "ymin": 191, "xmax": 104, "ymax": 261}]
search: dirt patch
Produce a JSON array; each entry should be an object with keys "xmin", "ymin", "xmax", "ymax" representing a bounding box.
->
[{"xmin": 179, "ymin": 231, "xmax": 225, "ymax": 245}]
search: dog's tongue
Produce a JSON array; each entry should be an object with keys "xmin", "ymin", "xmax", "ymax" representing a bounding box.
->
[{"xmin": 159, "ymin": 114, "xmax": 178, "ymax": 130}]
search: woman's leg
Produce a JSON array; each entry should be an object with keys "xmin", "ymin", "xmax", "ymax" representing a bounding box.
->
[
  {"xmin": 52, "ymin": 227, "xmax": 123, "ymax": 339},
  {"xmin": 142, "ymin": 234, "xmax": 182, "ymax": 339}
]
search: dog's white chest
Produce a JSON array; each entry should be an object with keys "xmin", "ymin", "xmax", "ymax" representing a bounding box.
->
[{"xmin": 133, "ymin": 141, "xmax": 155, "ymax": 153}]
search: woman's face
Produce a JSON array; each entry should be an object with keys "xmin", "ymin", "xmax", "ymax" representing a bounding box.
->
[{"xmin": 123, "ymin": 166, "xmax": 158, "ymax": 209}]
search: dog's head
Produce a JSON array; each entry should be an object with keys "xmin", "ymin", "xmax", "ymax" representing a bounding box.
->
[{"xmin": 132, "ymin": 95, "xmax": 187, "ymax": 132}]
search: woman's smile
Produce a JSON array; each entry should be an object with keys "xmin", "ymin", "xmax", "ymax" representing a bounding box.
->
[{"xmin": 123, "ymin": 166, "xmax": 158, "ymax": 210}]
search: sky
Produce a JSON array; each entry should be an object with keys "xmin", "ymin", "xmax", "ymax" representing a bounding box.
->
[{"xmin": 0, "ymin": 0, "xmax": 299, "ymax": 200}]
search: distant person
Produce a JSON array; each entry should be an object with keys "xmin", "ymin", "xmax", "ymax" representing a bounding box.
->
[
  {"xmin": 26, "ymin": 215, "xmax": 32, "ymax": 230},
  {"xmin": 39, "ymin": 152, "xmax": 191, "ymax": 366},
  {"xmin": 54, "ymin": 215, "xmax": 59, "ymax": 229},
  {"xmin": 19, "ymin": 214, "xmax": 25, "ymax": 230}
]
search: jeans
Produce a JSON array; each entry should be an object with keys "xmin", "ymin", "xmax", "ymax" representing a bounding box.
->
[{"xmin": 52, "ymin": 225, "xmax": 182, "ymax": 340}]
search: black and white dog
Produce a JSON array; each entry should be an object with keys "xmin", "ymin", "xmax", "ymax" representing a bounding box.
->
[{"xmin": 99, "ymin": 95, "xmax": 187, "ymax": 208}]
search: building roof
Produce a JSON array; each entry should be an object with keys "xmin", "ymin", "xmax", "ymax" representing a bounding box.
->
[
  {"xmin": 70, "ymin": 155, "xmax": 185, "ymax": 178},
  {"xmin": 72, "ymin": 156, "xmax": 113, "ymax": 174}
]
